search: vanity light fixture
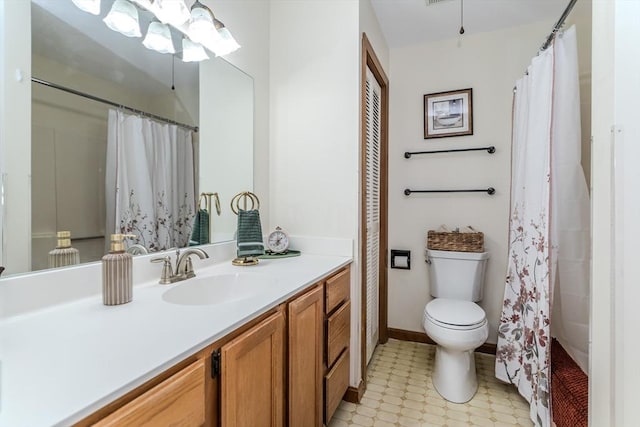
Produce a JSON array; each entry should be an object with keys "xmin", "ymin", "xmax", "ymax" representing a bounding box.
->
[
  {"xmin": 211, "ymin": 19, "xmax": 240, "ymax": 56},
  {"xmin": 71, "ymin": 0, "xmax": 101, "ymax": 15},
  {"xmin": 103, "ymin": 0, "xmax": 142, "ymax": 37},
  {"xmin": 143, "ymin": 21, "xmax": 176, "ymax": 54},
  {"xmin": 108, "ymin": 0, "xmax": 241, "ymax": 59},
  {"xmin": 182, "ymin": 37, "xmax": 209, "ymax": 62},
  {"xmin": 155, "ymin": 0, "xmax": 191, "ymax": 26}
]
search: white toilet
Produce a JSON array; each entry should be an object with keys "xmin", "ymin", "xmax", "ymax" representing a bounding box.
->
[{"xmin": 422, "ymin": 249, "xmax": 490, "ymax": 403}]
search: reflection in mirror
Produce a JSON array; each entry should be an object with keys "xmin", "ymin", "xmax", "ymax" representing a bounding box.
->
[
  {"xmin": 199, "ymin": 57, "xmax": 254, "ymax": 243},
  {"xmin": 0, "ymin": 0, "xmax": 254, "ymax": 277}
]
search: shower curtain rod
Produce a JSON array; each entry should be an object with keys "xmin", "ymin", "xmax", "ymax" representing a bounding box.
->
[
  {"xmin": 540, "ymin": 0, "xmax": 578, "ymax": 51},
  {"xmin": 31, "ymin": 77, "xmax": 199, "ymax": 133}
]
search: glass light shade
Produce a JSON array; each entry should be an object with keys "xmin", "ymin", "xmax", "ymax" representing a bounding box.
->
[
  {"xmin": 143, "ymin": 21, "xmax": 175, "ymax": 54},
  {"xmin": 103, "ymin": 0, "xmax": 142, "ymax": 38},
  {"xmin": 71, "ymin": 0, "xmax": 101, "ymax": 15},
  {"xmin": 155, "ymin": 0, "xmax": 191, "ymax": 25},
  {"xmin": 182, "ymin": 38, "xmax": 209, "ymax": 62},
  {"xmin": 211, "ymin": 24, "xmax": 240, "ymax": 57},
  {"xmin": 188, "ymin": 6, "xmax": 217, "ymax": 43}
]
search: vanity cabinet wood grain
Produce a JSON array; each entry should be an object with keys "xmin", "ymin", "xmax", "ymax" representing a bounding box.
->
[
  {"xmin": 92, "ymin": 358, "xmax": 205, "ymax": 427},
  {"xmin": 220, "ymin": 310, "xmax": 285, "ymax": 427},
  {"xmin": 325, "ymin": 348, "xmax": 350, "ymax": 422},
  {"xmin": 327, "ymin": 300, "xmax": 351, "ymax": 367},
  {"xmin": 325, "ymin": 267, "xmax": 350, "ymax": 313},
  {"xmin": 288, "ymin": 284, "xmax": 324, "ymax": 427}
]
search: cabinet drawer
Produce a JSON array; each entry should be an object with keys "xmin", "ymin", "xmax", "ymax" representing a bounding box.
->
[
  {"xmin": 94, "ymin": 359, "xmax": 205, "ymax": 427},
  {"xmin": 327, "ymin": 300, "xmax": 350, "ymax": 368},
  {"xmin": 325, "ymin": 268, "xmax": 350, "ymax": 314},
  {"xmin": 324, "ymin": 348, "xmax": 349, "ymax": 424}
]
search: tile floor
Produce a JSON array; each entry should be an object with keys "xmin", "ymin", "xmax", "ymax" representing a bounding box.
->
[{"xmin": 329, "ymin": 339, "xmax": 533, "ymax": 427}]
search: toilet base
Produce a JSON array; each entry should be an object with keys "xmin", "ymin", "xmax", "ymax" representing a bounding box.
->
[{"xmin": 432, "ymin": 345, "xmax": 478, "ymax": 403}]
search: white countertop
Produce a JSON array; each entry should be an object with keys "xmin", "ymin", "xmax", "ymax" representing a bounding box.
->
[{"xmin": 0, "ymin": 252, "xmax": 351, "ymax": 427}]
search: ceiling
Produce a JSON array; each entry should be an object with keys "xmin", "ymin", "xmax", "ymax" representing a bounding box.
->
[{"xmin": 371, "ymin": 0, "xmax": 570, "ymax": 48}]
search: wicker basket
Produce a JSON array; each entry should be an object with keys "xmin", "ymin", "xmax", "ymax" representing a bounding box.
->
[{"xmin": 427, "ymin": 230, "xmax": 484, "ymax": 253}]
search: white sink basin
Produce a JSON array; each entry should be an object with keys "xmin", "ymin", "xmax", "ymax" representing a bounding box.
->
[{"xmin": 162, "ymin": 273, "xmax": 276, "ymax": 306}]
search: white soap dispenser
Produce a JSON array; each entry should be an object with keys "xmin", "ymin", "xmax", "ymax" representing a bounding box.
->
[{"xmin": 102, "ymin": 234, "xmax": 135, "ymax": 306}]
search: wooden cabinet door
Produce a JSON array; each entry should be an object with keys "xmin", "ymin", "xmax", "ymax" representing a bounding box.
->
[
  {"xmin": 94, "ymin": 359, "xmax": 205, "ymax": 427},
  {"xmin": 221, "ymin": 310, "xmax": 285, "ymax": 427},
  {"xmin": 288, "ymin": 285, "xmax": 324, "ymax": 427}
]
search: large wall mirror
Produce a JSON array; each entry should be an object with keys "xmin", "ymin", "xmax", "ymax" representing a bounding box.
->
[{"xmin": 2, "ymin": 0, "xmax": 253, "ymax": 277}]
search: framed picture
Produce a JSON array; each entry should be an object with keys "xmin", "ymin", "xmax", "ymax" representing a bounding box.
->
[{"xmin": 423, "ymin": 88, "xmax": 473, "ymax": 139}]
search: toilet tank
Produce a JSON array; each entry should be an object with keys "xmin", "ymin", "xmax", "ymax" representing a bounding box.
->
[{"xmin": 426, "ymin": 249, "xmax": 490, "ymax": 301}]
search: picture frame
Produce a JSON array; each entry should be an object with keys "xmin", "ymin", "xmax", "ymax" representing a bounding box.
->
[{"xmin": 423, "ymin": 88, "xmax": 473, "ymax": 139}]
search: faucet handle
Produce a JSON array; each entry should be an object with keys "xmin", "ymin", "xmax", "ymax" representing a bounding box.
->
[
  {"xmin": 184, "ymin": 257, "xmax": 196, "ymax": 279},
  {"xmin": 151, "ymin": 256, "xmax": 174, "ymax": 284}
]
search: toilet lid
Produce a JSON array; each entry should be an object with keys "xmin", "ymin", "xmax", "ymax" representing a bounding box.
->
[{"xmin": 425, "ymin": 298, "xmax": 486, "ymax": 328}]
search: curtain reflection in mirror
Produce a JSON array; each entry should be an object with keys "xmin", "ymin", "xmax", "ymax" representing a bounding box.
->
[{"xmin": 105, "ymin": 109, "xmax": 195, "ymax": 252}]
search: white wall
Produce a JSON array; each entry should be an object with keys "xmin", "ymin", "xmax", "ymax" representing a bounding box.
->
[
  {"xmin": 269, "ymin": 0, "xmax": 360, "ymax": 385},
  {"xmin": 387, "ymin": 21, "xmax": 554, "ymax": 343},
  {"xmin": 0, "ymin": 0, "xmax": 5, "ymax": 269},
  {"xmin": 269, "ymin": 0, "xmax": 360, "ymax": 238},
  {"xmin": 591, "ymin": 1, "xmax": 640, "ymax": 425},
  {"xmin": 359, "ymin": 0, "xmax": 389, "ymax": 70},
  {"xmin": 0, "ymin": 1, "xmax": 31, "ymax": 275}
]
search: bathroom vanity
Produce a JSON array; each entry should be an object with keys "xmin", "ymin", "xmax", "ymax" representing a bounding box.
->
[{"xmin": 0, "ymin": 241, "xmax": 352, "ymax": 427}]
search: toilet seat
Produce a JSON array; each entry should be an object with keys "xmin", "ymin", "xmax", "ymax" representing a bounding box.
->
[{"xmin": 425, "ymin": 298, "xmax": 486, "ymax": 331}]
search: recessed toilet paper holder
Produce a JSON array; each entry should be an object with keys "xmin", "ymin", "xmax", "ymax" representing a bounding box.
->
[{"xmin": 390, "ymin": 250, "xmax": 411, "ymax": 270}]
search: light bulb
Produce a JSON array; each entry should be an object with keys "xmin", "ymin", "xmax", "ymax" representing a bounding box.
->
[
  {"xmin": 182, "ymin": 38, "xmax": 209, "ymax": 62},
  {"xmin": 143, "ymin": 21, "xmax": 175, "ymax": 54},
  {"xmin": 103, "ymin": 0, "xmax": 142, "ymax": 38},
  {"xmin": 188, "ymin": 3, "xmax": 217, "ymax": 43},
  {"xmin": 210, "ymin": 21, "xmax": 240, "ymax": 56},
  {"xmin": 155, "ymin": 0, "xmax": 190, "ymax": 26}
]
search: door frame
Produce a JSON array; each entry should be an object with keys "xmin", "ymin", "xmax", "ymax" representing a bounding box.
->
[{"xmin": 360, "ymin": 33, "xmax": 389, "ymax": 387}]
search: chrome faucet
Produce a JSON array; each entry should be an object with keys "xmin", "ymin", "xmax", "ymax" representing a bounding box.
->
[
  {"xmin": 176, "ymin": 248, "xmax": 209, "ymax": 278},
  {"xmin": 151, "ymin": 248, "xmax": 210, "ymax": 284}
]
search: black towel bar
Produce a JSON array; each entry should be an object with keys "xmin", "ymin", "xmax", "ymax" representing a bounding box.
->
[
  {"xmin": 404, "ymin": 187, "xmax": 496, "ymax": 196},
  {"xmin": 404, "ymin": 146, "xmax": 495, "ymax": 158}
]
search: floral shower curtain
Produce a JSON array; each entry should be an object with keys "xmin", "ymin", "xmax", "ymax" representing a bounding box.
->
[
  {"xmin": 105, "ymin": 109, "xmax": 195, "ymax": 252},
  {"xmin": 496, "ymin": 26, "xmax": 588, "ymax": 427}
]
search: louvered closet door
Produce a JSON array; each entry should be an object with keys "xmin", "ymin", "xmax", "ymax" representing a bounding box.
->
[{"xmin": 365, "ymin": 67, "xmax": 381, "ymax": 365}]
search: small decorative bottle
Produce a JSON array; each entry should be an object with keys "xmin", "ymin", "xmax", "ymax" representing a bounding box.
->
[
  {"xmin": 48, "ymin": 231, "xmax": 80, "ymax": 268},
  {"xmin": 102, "ymin": 234, "xmax": 135, "ymax": 306}
]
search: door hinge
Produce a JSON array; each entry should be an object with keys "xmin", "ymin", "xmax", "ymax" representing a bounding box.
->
[{"xmin": 211, "ymin": 349, "xmax": 221, "ymax": 378}]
